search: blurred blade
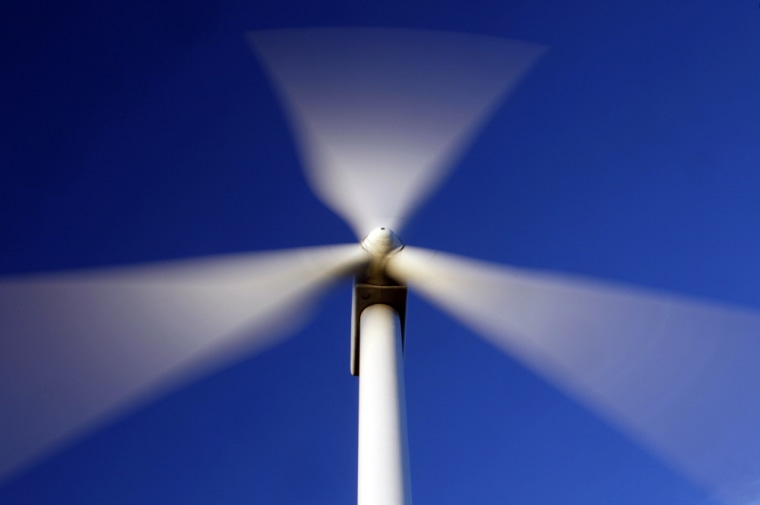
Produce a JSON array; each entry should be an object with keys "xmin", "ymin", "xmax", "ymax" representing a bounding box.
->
[
  {"xmin": 0, "ymin": 244, "xmax": 368, "ymax": 483},
  {"xmin": 388, "ymin": 247, "xmax": 760, "ymax": 503},
  {"xmin": 248, "ymin": 28, "xmax": 545, "ymax": 238}
]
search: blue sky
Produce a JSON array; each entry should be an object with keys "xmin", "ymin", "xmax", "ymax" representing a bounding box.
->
[{"xmin": 2, "ymin": 1, "xmax": 760, "ymax": 504}]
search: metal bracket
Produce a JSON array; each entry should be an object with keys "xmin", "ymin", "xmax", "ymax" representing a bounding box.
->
[{"xmin": 350, "ymin": 282, "xmax": 407, "ymax": 376}]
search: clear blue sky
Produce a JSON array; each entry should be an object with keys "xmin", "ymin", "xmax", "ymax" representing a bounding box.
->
[{"xmin": 2, "ymin": 1, "xmax": 760, "ymax": 504}]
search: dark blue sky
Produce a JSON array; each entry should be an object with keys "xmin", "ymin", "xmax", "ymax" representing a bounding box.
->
[{"xmin": 2, "ymin": 1, "xmax": 760, "ymax": 504}]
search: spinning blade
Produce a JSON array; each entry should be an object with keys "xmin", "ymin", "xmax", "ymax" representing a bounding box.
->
[
  {"xmin": 249, "ymin": 28, "xmax": 545, "ymax": 238},
  {"xmin": 388, "ymin": 246, "xmax": 760, "ymax": 503},
  {"xmin": 0, "ymin": 244, "xmax": 368, "ymax": 482}
]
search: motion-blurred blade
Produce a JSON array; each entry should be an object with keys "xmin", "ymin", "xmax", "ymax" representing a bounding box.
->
[
  {"xmin": 248, "ymin": 28, "xmax": 545, "ymax": 238},
  {"xmin": 0, "ymin": 244, "xmax": 368, "ymax": 483},
  {"xmin": 387, "ymin": 247, "xmax": 760, "ymax": 504}
]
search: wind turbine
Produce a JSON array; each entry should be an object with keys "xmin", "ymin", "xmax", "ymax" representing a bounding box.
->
[{"xmin": 1, "ymin": 27, "xmax": 760, "ymax": 505}]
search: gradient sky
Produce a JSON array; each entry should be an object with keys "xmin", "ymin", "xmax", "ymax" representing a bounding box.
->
[{"xmin": 2, "ymin": 1, "xmax": 760, "ymax": 504}]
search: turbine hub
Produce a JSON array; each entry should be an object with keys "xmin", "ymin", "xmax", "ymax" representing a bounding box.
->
[{"xmin": 360, "ymin": 227, "xmax": 404, "ymax": 257}]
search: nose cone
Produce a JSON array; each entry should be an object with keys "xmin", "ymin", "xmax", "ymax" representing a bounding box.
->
[{"xmin": 361, "ymin": 227, "xmax": 404, "ymax": 257}]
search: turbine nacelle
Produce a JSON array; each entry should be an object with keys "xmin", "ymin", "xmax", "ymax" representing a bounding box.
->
[{"xmin": 352, "ymin": 227, "xmax": 407, "ymax": 376}]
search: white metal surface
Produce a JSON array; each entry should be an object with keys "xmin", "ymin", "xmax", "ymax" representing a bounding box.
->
[
  {"xmin": 360, "ymin": 227, "xmax": 404, "ymax": 257},
  {"xmin": 357, "ymin": 304, "xmax": 412, "ymax": 505}
]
